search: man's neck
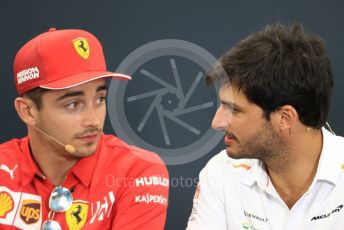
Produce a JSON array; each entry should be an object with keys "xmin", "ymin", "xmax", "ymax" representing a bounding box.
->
[
  {"xmin": 266, "ymin": 129, "xmax": 323, "ymax": 209},
  {"xmin": 29, "ymin": 134, "xmax": 79, "ymax": 186}
]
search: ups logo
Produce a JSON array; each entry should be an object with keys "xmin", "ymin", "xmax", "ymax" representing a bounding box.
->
[{"xmin": 20, "ymin": 199, "xmax": 40, "ymax": 224}]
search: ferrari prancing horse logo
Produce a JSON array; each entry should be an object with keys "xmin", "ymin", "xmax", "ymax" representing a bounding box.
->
[
  {"xmin": 73, "ymin": 38, "xmax": 90, "ymax": 59},
  {"xmin": 66, "ymin": 201, "xmax": 88, "ymax": 230}
]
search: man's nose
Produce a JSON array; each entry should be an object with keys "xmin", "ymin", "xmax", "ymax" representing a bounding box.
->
[
  {"xmin": 82, "ymin": 107, "xmax": 101, "ymax": 128},
  {"xmin": 212, "ymin": 107, "xmax": 229, "ymax": 131}
]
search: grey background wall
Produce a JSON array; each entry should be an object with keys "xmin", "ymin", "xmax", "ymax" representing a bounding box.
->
[{"xmin": 1, "ymin": 1, "xmax": 343, "ymax": 229}]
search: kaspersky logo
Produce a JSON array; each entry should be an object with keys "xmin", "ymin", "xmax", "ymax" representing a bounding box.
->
[
  {"xmin": 73, "ymin": 37, "xmax": 90, "ymax": 59},
  {"xmin": 0, "ymin": 191, "xmax": 14, "ymax": 218},
  {"xmin": 20, "ymin": 199, "xmax": 40, "ymax": 224}
]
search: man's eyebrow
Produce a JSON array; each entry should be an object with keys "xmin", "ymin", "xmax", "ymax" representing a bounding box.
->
[
  {"xmin": 97, "ymin": 85, "xmax": 107, "ymax": 92},
  {"xmin": 56, "ymin": 91, "xmax": 84, "ymax": 101},
  {"xmin": 221, "ymin": 100, "xmax": 244, "ymax": 110},
  {"xmin": 56, "ymin": 85, "xmax": 108, "ymax": 101}
]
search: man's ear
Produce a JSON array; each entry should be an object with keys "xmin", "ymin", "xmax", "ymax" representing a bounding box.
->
[
  {"xmin": 271, "ymin": 105, "xmax": 298, "ymax": 133},
  {"xmin": 14, "ymin": 97, "xmax": 38, "ymax": 126}
]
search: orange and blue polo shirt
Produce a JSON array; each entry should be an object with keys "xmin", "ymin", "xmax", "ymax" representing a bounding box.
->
[{"xmin": 0, "ymin": 134, "xmax": 169, "ymax": 230}]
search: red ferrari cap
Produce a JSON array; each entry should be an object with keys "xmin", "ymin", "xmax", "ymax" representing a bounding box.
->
[{"xmin": 13, "ymin": 28, "xmax": 131, "ymax": 95}]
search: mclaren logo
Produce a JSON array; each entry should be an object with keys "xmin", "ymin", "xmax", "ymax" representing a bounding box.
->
[
  {"xmin": 73, "ymin": 37, "xmax": 90, "ymax": 59},
  {"xmin": 311, "ymin": 205, "xmax": 343, "ymax": 221},
  {"xmin": 66, "ymin": 201, "xmax": 88, "ymax": 230}
]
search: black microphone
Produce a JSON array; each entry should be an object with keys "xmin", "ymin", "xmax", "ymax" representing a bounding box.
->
[
  {"xmin": 32, "ymin": 125, "xmax": 77, "ymax": 154},
  {"xmin": 70, "ymin": 186, "xmax": 76, "ymax": 193}
]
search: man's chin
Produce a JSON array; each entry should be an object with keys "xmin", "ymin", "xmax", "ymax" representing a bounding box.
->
[
  {"xmin": 226, "ymin": 147, "xmax": 254, "ymax": 159},
  {"xmin": 226, "ymin": 147, "xmax": 240, "ymax": 159},
  {"xmin": 71, "ymin": 143, "xmax": 98, "ymax": 158},
  {"xmin": 226, "ymin": 151, "xmax": 242, "ymax": 159},
  {"xmin": 73, "ymin": 149, "xmax": 96, "ymax": 158}
]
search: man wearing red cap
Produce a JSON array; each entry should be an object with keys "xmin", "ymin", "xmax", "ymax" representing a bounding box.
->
[{"xmin": 0, "ymin": 28, "xmax": 169, "ymax": 230}]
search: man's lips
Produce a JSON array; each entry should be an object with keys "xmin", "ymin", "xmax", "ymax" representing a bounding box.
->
[
  {"xmin": 224, "ymin": 135, "xmax": 236, "ymax": 145},
  {"xmin": 77, "ymin": 134, "xmax": 98, "ymax": 142}
]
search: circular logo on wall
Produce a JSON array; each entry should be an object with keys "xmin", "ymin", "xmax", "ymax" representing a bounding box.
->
[{"xmin": 107, "ymin": 39, "xmax": 225, "ymax": 165}]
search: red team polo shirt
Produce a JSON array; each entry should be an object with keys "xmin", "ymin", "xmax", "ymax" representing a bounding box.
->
[{"xmin": 0, "ymin": 134, "xmax": 169, "ymax": 229}]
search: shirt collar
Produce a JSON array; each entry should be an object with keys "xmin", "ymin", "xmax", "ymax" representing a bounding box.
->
[
  {"xmin": 241, "ymin": 159, "xmax": 268, "ymax": 189},
  {"xmin": 20, "ymin": 135, "xmax": 103, "ymax": 188},
  {"xmin": 241, "ymin": 127, "xmax": 344, "ymax": 188},
  {"xmin": 20, "ymin": 137, "xmax": 45, "ymax": 186},
  {"xmin": 315, "ymin": 127, "xmax": 344, "ymax": 185}
]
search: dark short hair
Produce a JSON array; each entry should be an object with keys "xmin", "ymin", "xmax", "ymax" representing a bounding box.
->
[
  {"xmin": 22, "ymin": 87, "xmax": 48, "ymax": 110},
  {"xmin": 207, "ymin": 23, "xmax": 333, "ymax": 128}
]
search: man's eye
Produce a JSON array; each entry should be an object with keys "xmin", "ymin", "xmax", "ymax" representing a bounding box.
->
[
  {"xmin": 226, "ymin": 106, "xmax": 239, "ymax": 114},
  {"xmin": 65, "ymin": 102, "xmax": 78, "ymax": 110},
  {"xmin": 231, "ymin": 107, "xmax": 240, "ymax": 113},
  {"xmin": 96, "ymin": 96, "xmax": 106, "ymax": 104},
  {"xmin": 221, "ymin": 103, "xmax": 239, "ymax": 113}
]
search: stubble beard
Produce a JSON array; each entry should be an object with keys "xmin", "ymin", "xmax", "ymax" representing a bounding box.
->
[{"xmin": 227, "ymin": 122, "xmax": 290, "ymax": 171}]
